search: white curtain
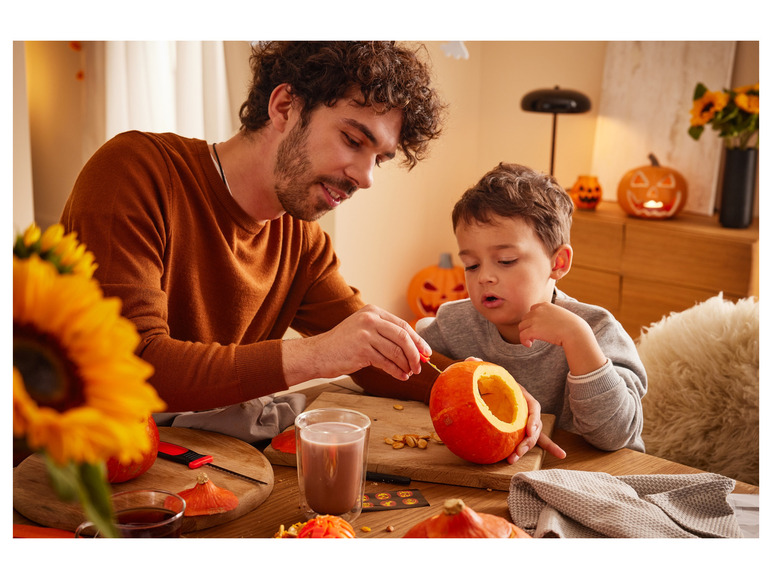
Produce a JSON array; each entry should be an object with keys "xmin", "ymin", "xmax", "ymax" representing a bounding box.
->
[{"xmin": 104, "ymin": 41, "xmax": 233, "ymax": 143}]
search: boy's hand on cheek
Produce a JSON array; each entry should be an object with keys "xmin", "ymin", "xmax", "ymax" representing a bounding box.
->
[
  {"xmin": 519, "ymin": 302, "xmax": 607, "ymax": 376},
  {"xmin": 518, "ymin": 302, "xmax": 578, "ymax": 348}
]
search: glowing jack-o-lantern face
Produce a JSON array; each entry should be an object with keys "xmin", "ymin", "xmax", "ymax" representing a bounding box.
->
[
  {"xmin": 617, "ymin": 154, "xmax": 688, "ymax": 219},
  {"xmin": 570, "ymin": 175, "xmax": 602, "ymax": 210},
  {"xmin": 407, "ymin": 253, "xmax": 467, "ymax": 327}
]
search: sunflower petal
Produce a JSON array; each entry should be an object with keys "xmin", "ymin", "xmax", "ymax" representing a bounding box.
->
[
  {"xmin": 40, "ymin": 224, "xmax": 65, "ymax": 252},
  {"xmin": 23, "ymin": 224, "xmax": 41, "ymax": 247}
]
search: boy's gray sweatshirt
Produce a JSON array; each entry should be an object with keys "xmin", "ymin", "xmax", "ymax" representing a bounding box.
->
[{"xmin": 418, "ymin": 289, "xmax": 647, "ymax": 452}]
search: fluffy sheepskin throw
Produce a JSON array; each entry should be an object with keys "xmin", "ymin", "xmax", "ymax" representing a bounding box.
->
[{"xmin": 636, "ymin": 294, "xmax": 759, "ymax": 485}]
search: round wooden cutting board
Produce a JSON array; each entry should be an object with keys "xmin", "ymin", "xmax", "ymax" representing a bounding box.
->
[{"xmin": 13, "ymin": 427, "xmax": 275, "ymax": 533}]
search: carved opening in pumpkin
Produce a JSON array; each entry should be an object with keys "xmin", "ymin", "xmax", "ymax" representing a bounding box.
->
[{"xmin": 473, "ymin": 371, "xmax": 524, "ymax": 433}]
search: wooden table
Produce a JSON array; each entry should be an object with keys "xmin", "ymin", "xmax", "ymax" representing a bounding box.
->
[
  {"xmin": 184, "ymin": 381, "xmax": 759, "ymax": 538},
  {"xmin": 13, "ymin": 380, "xmax": 758, "ymax": 538}
]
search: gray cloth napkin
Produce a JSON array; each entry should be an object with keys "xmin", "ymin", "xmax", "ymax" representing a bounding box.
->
[
  {"xmin": 508, "ymin": 469, "xmax": 743, "ymax": 538},
  {"xmin": 153, "ymin": 393, "xmax": 306, "ymax": 444}
]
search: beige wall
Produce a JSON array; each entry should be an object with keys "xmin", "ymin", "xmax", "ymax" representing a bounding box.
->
[{"xmin": 17, "ymin": 41, "xmax": 759, "ymax": 323}]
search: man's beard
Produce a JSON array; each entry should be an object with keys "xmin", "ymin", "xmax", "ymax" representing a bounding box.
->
[{"xmin": 274, "ymin": 119, "xmax": 354, "ymax": 221}]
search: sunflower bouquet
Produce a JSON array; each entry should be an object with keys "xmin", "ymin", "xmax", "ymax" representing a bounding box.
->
[
  {"xmin": 688, "ymin": 82, "xmax": 759, "ymax": 150},
  {"xmin": 13, "ymin": 223, "xmax": 166, "ymax": 537}
]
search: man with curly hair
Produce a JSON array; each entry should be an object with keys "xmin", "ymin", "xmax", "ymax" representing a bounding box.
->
[{"xmin": 62, "ymin": 42, "xmax": 446, "ymax": 412}]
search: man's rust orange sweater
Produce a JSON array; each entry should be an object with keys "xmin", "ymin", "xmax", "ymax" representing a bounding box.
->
[{"xmin": 62, "ymin": 131, "xmax": 439, "ymax": 411}]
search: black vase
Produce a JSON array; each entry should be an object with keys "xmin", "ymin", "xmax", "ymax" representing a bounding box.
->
[{"xmin": 719, "ymin": 148, "xmax": 758, "ymax": 229}]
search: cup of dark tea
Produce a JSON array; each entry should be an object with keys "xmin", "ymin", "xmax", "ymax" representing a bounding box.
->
[{"xmin": 74, "ymin": 489, "xmax": 186, "ymax": 538}]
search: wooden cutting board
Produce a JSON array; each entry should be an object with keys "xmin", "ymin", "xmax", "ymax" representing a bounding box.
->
[
  {"xmin": 264, "ymin": 392, "xmax": 555, "ymax": 491},
  {"xmin": 13, "ymin": 427, "xmax": 274, "ymax": 533}
]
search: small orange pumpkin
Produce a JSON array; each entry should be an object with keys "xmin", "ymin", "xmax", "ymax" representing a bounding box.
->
[
  {"xmin": 105, "ymin": 415, "xmax": 159, "ymax": 483},
  {"xmin": 296, "ymin": 515, "xmax": 356, "ymax": 538},
  {"xmin": 617, "ymin": 154, "xmax": 688, "ymax": 219},
  {"xmin": 570, "ymin": 175, "xmax": 602, "ymax": 210},
  {"xmin": 174, "ymin": 472, "xmax": 239, "ymax": 516},
  {"xmin": 404, "ymin": 498, "xmax": 531, "ymax": 538},
  {"xmin": 429, "ymin": 361, "xmax": 528, "ymax": 464},
  {"xmin": 407, "ymin": 253, "xmax": 467, "ymax": 327}
]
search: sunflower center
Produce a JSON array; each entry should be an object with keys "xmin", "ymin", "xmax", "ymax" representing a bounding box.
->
[{"xmin": 13, "ymin": 322, "xmax": 86, "ymax": 412}]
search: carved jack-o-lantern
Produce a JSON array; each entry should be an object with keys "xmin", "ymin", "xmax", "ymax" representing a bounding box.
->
[
  {"xmin": 617, "ymin": 154, "xmax": 688, "ymax": 219},
  {"xmin": 570, "ymin": 175, "xmax": 602, "ymax": 210},
  {"xmin": 407, "ymin": 253, "xmax": 467, "ymax": 328}
]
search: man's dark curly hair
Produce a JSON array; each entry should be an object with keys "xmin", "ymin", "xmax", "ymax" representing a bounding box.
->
[{"xmin": 238, "ymin": 41, "xmax": 446, "ymax": 169}]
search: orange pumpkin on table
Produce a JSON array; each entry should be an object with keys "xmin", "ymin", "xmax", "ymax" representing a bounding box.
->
[
  {"xmin": 174, "ymin": 472, "xmax": 239, "ymax": 516},
  {"xmin": 617, "ymin": 154, "xmax": 688, "ymax": 219},
  {"xmin": 404, "ymin": 498, "xmax": 531, "ymax": 538},
  {"xmin": 407, "ymin": 253, "xmax": 467, "ymax": 328},
  {"xmin": 105, "ymin": 415, "xmax": 159, "ymax": 483},
  {"xmin": 274, "ymin": 515, "xmax": 356, "ymax": 538}
]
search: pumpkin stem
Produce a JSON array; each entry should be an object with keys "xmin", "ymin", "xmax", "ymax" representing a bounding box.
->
[
  {"xmin": 443, "ymin": 498, "xmax": 466, "ymax": 516},
  {"xmin": 438, "ymin": 253, "xmax": 454, "ymax": 269},
  {"xmin": 648, "ymin": 153, "xmax": 660, "ymax": 167}
]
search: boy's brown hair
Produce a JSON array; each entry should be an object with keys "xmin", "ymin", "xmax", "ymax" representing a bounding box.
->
[
  {"xmin": 452, "ymin": 162, "xmax": 573, "ymax": 255},
  {"xmin": 239, "ymin": 41, "xmax": 446, "ymax": 170}
]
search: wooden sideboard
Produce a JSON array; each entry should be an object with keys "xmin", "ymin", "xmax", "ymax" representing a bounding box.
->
[{"xmin": 558, "ymin": 202, "xmax": 759, "ymax": 339}]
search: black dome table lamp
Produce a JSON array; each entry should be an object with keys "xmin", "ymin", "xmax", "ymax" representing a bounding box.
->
[{"xmin": 521, "ymin": 86, "xmax": 591, "ymax": 176}]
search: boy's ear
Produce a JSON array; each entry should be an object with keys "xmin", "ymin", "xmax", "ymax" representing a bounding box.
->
[
  {"xmin": 268, "ymin": 83, "xmax": 297, "ymax": 132},
  {"xmin": 550, "ymin": 244, "xmax": 573, "ymax": 280}
]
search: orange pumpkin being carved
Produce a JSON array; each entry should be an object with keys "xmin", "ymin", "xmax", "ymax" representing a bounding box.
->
[
  {"xmin": 407, "ymin": 253, "xmax": 467, "ymax": 328},
  {"xmin": 617, "ymin": 154, "xmax": 688, "ymax": 219},
  {"xmin": 429, "ymin": 361, "xmax": 528, "ymax": 464}
]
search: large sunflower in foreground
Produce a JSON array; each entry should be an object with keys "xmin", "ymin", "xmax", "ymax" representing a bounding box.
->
[
  {"xmin": 13, "ymin": 222, "xmax": 166, "ymax": 538},
  {"xmin": 13, "ymin": 250, "xmax": 165, "ymax": 466}
]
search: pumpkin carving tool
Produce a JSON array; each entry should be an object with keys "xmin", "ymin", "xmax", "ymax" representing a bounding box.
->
[
  {"xmin": 158, "ymin": 441, "xmax": 268, "ymax": 485},
  {"xmin": 420, "ymin": 352, "xmax": 443, "ymax": 374}
]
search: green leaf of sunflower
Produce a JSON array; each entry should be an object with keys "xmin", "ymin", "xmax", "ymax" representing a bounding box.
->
[
  {"xmin": 43, "ymin": 454, "xmax": 81, "ymax": 501},
  {"xmin": 43, "ymin": 455, "xmax": 119, "ymax": 537},
  {"xmin": 693, "ymin": 83, "xmax": 708, "ymax": 100},
  {"xmin": 77, "ymin": 462, "xmax": 120, "ymax": 538}
]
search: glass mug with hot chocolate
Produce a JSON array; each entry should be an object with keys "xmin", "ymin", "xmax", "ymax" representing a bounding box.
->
[{"xmin": 295, "ymin": 408, "xmax": 371, "ymax": 522}]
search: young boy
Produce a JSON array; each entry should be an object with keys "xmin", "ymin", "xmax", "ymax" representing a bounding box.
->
[{"xmin": 418, "ymin": 163, "xmax": 647, "ymax": 454}]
